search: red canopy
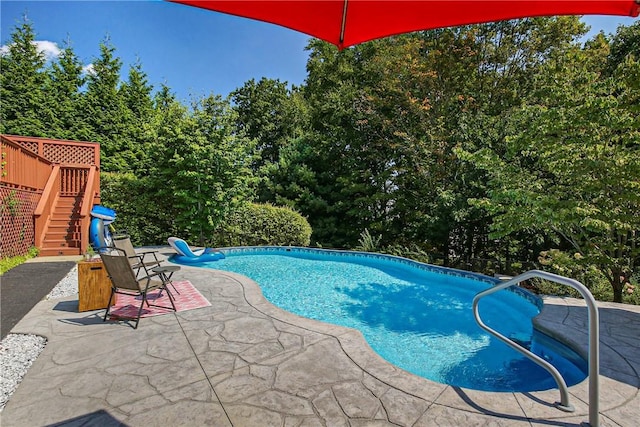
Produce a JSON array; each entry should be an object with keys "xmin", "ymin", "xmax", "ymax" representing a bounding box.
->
[{"xmin": 171, "ymin": 0, "xmax": 639, "ymax": 49}]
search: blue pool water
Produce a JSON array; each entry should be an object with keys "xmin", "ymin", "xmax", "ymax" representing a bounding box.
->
[{"xmin": 176, "ymin": 247, "xmax": 587, "ymax": 392}]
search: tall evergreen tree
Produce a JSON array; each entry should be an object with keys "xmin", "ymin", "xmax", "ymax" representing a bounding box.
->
[
  {"xmin": 42, "ymin": 39, "xmax": 88, "ymax": 140},
  {"xmin": 119, "ymin": 59, "xmax": 155, "ymax": 174},
  {"xmin": 231, "ymin": 78, "xmax": 310, "ymax": 202},
  {"xmin": 0, "ymin": 18, "xmax": 47, "ymax": 136},
  {"xmin": 81, "ymin": 39, "xmax": 130, "ymax": 172}
]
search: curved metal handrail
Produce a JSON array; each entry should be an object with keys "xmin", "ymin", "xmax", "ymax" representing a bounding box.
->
[{"xmin": 473, "ymin": 269, "xmax": 600, "ymax": 427}]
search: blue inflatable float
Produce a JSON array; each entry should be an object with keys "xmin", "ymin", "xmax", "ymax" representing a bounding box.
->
[
  {"xmin": 167, "ymin": 237, "xmax": 225, "ymax": 264},
  {"xmin": 89, "ymin": 205, "xmax": 116, "ymax": 252}
]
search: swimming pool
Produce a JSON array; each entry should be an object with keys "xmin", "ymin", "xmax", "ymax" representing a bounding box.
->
[{"xmin": 173, "ymin": 247, "xmax": 587, "ymax": 392}]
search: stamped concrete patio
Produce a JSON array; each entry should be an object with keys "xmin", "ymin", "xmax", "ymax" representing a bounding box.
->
[{"xmin": 1, "ymin": 250, "xmax": 639, "ymax": 426}]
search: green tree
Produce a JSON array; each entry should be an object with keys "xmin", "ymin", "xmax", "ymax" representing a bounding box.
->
[
  {"xmin": 300, "ymin": 40, "xmax": 371, "ymax": 246},
  {"xmin": 42, "ymin": 40, "xmax": 89, "ymax": 139},
  {"xmin": 294, "ymin": 18, "xmax": 588, "ymax": 257},
  {"xmin": 419, "ymin": 18, "xmax": 588, "ymax": 267},
  {"xmin": 81, "ymin": 39, "xmax": 132, "ymax": 172},
  {"xmin": 0, "ymin": 18, "xmax": 47, "ymax": 135},
  {"xmin": 231, "ymin": 78, "xmax": 308, "ymax": 168},
  {"xmin": 149, "ymin": 93, "xmax": 256, "ymax": 245},
  {"xmin": 119, "ymin": 59, "xmax": 156, "ymax": 174},
  {"xmin": 102, "ymin": 84, "xmax": 186, "ymax": 244},
  {"xmin": 606, "ymin": 21, "xmax": 640, "ymax": 73},
  {"xmin": 461, "ymin": 34, "xmax": 640, "ymax": 302},
  {"xmin": 100, "ymin": 171, "xmax": 170, "ymax": 246},
  {"xmin": 231, "ymin": 78, "xmax": 310, "ymax": 205}
]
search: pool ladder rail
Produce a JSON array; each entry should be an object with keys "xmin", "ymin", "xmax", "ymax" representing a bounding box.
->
[{"xmin": 473, "ymin": 269, "xmax": 600, "ymax": 427}]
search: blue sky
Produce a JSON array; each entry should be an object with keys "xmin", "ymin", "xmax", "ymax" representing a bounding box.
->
[{"xmin": 1, "ymin": 1, "xmax": 638, "ymax": 103}]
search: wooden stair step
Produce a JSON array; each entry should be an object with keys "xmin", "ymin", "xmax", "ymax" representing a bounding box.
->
[
  {"xmin": 47, "ymin": 224, "xmax": 76, "ymax": 231},
  {"xmin": 45, "ymin": 233, "xmax": 78, "ymax": 241},
  {"xmin": 48, "ymin": 223, "xmax": 79, "ymax": 230},
  {"xmin": 45, "ymin": 230, "xmax": 73, "ymax": 236},
  {"xmin": 55, "ymin": 226, "xmax": 79, "ymax": 230},
  {"xmin": 42, "ymin": 235, "xmax": 80, "ymax": 248},
  {"xmin": 38, "ymin": 193, "xmax": 86, "ymax": 257},
  {"xmin": 43, "ymin": 240, "xmax": 69, "ymax": 247},
  {"xmin": 39, "ymin": 247, "xmax": 82, "ymax": 256},
  {"xmin": 46, "ymin": 228, "xmax": 78, "ymax": 235},
  {"xmin": 56, "ymin": 201, "xmax": 78, "ymax": 208},
  {"xmin": 51, "ymin": 213, "xmax": 80, "ymax": 222}
]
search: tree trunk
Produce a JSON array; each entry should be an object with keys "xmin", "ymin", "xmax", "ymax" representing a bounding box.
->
[{"xmin": 611, "ymin": 270, "xmax": 624, "ymax": 303}]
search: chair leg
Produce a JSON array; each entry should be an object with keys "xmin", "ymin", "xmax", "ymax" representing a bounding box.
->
[
  {"xmin": 164, "ymin": 285, "xmax": 177, "ymax": 312},
  {"xmin": 156, "ymin": 269, "xmax": 180, "ymax": 296},
  {"xmin": 144, "ymin": 281, "xmax": 177, "ymax": 312},
  {"xmin": 171, "ymin": 280, "xmax": 180, "ymax": 295},
  {"xmin": 103, "ymin": 288, "xmax": 115, "ymax": 322},
  {"xmin": 158, "ymin": 280, "xmax": 179, "ymax": 296},
  {"xmin": 133, "ymin": 294, "xmax": 146, "ymax": 329}
]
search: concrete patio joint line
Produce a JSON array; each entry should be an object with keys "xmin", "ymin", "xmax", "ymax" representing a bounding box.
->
[{"xmin": 174, "ymin": 314, "xmax": 233, "ymax": 425}]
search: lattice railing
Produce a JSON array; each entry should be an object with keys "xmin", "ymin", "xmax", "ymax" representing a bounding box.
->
[
  {"xmin": 0, "ymin": 187, "xmax": 40, "ymax": 257},
  {"xmin": 44, "ymin": 143, "xmax": 96, "ymax": 165},
  {"xmin": 4, "ymin": 134, "xmax": 99, "ymax": 166}
]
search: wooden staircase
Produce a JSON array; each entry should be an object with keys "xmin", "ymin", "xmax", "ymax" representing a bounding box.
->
[
  {"xmin": 1, "ymin": 135, "xmax": 101, "ymax": 258},
  {"xmin": 39, "ymin": 195, "xmax": 83, "ymax": 256}
]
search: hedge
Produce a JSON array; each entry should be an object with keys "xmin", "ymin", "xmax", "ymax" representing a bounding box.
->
[{"xmin": 213, "ymin": 203, "xmax": 311, "ymax": 247}]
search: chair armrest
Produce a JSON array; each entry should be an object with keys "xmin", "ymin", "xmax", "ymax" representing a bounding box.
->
[
  {"xmin": 127, "ymin": 254, "xmax": 145, "ymax": 263},
  {"xmin": 143, "ymin": 271, "xmax": 165, "ymax": 280},
  {"xmin": 152, "ymin": 265, "xmax": 181, "ymax": 273},
  {"xmin": 137, "ymin": 250, "xmax": 161, "ymax": 263}
]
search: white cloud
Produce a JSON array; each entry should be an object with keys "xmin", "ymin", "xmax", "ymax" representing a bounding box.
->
[
  {"xmin": 34, "ymin": 40, "xmax": 61, "ymax": 61},
  {"xmin": 83, "ymin": 63, "xmax": 95, "ymax": 76},
  {"xmin": 0, "ymin": 40, "xmax": 61, "ymax": 61}
]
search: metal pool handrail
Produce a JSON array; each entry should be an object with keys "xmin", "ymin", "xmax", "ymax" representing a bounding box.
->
[{"xmin": 472, "ymin": 269, "xmax": 600, "ymax": 427}]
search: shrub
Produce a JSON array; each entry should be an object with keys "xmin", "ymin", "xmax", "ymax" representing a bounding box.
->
[
  {"xmin": 353, "ymin": 230, "xmax": 432, "ymax": 264},
  {"xmin": 0, "ymin": 247, "xmax": 38, "ymax": 275},
  {"xmin": 628, "ymin": 272, "xmax": 640, "ymax": 305},
  {"xmin": 212, "ymin": 203, "xmax": 312, "ymax": 247},
  {"xmin": 100, "ymin": 172, "xmax": 173, "ymax": 246},
  {"xmin": 355, "ymin": 229, "xmax": 382, "ymax": 252},
  {"xmin": 382, "ymin": 244, "xmax": 432, "ymax": 265},
  {"xmin": 536, "ymin": 249, "xmax": 616, "ymax": 302}
]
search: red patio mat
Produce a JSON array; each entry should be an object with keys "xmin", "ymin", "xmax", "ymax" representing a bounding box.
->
[{"xmin": 108, "ymin": 280, "xmax": 210, "ymax": 320}]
